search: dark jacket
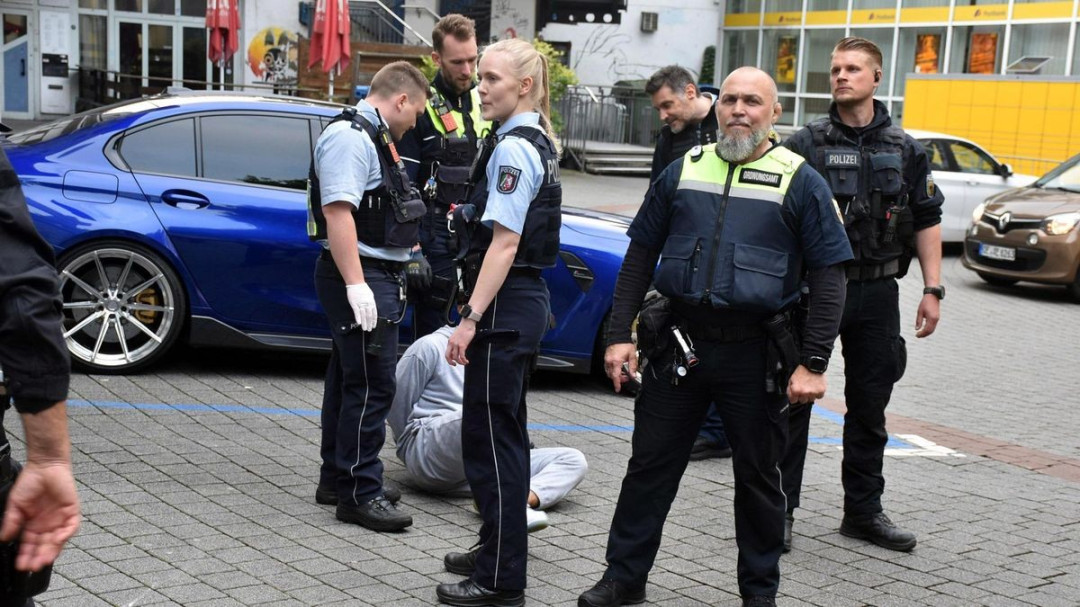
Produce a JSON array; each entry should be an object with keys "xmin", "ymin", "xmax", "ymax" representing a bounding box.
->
[
  {"xmin": 0, "ymin": 149, "xmax": 70, "ymax": 414},
  {"xmin": 650, "ymin": 94, "xmax": 719, "ymax": 182}
]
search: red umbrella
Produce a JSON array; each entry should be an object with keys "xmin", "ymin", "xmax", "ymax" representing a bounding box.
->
[
  {"xmin": 308, "ymin": 0, "xmax": 352, "ymax": 97},
  {"xmin": 207, "ymin": 0, "xmax": 240, "ymax": 88}
]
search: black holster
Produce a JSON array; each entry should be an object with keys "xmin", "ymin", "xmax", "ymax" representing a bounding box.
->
[
  {"xmin": 635, "ymin": 294, "xmax": 674, "ymax": 364},
  {"xmin": 761, "ymin": 311, "xmax": 800, "ymax": 396}
]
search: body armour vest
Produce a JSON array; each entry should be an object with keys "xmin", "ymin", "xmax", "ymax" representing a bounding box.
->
[
  {"xmin": 426, "ymin": 86, "xmax": 493, "ymax": 210},
  {"xmin": 653, "ymin": 144, "xmax": 807, "ymax": 313},
  {"xmin": 307, "ymin": 108, "xmax": 425, "ymax": 248},
  {"xmin": 463, "ymin": 126, "xmax": 561, "ymax": 268},
  {"xmin": 807, "ymin": 118, "xmax": 915, "ymax": 272}
]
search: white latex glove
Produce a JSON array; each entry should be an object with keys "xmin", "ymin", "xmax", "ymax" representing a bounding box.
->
[{"xmin": 345, "ymin": 283, "xmax": 378, "ymax": 332}]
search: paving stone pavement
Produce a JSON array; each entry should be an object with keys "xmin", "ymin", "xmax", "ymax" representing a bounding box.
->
[{"xmin": 6, "ymin": 168, "xmax": 1080, "ymax": 605}]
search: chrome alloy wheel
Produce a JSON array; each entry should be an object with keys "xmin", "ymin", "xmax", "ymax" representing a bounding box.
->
[{"xmin": 58, "ymin": 246, "xmax": 183, "ymax": 372}]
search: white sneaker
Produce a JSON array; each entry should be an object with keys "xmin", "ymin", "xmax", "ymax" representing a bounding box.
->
[{"xmin": 526, "ymin": 507, "xmax": 549, "ymax": 533}]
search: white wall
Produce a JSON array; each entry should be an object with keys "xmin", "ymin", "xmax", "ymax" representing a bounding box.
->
[
  {"xmin": 540, "ymin": 0, "xmax": 722, "ymax": 86},
  {"xmin": 241, "ymin": 1, "xmax": 305, "ymax": 87}
]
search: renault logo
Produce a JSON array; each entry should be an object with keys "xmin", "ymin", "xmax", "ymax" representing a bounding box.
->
[{"xmin": 998, "ymin": 211, "xmax": 1011, "ymax": 232}]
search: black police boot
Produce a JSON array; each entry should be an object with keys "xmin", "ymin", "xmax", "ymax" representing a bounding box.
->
[
  {"xmin": 336, "ymin": 495, "xmax": 412, "ymax": 532},
  {"xmin": 577, "ymin": 578, "xmax": 646, "ymax": 607},
  {"xmin": 317, "ymin": 482, "xmax": 400, "ymax": 506},
  {"xmin": 444, "ymin": 547, "xmax": 480, "ymax": 576},
  {"xmin": 742, "ymin": 596, "xmax": 777, "ymax": 607},
  {"xmin": 782, "ymin": 511, "xmax": 794, "ymax": 553},
  {"xmin": 435, "ymin": 579, "xmax": 524, "ymax": 607},
  {"xmin": 839, "ymin": 512, "xmax": 916, "ymax": 552},
  {"xmin": 688, "ymin": 436, "xmax": 733, "ymax": 461}
]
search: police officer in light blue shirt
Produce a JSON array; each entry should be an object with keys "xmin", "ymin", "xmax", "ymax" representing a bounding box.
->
[
  {"xmin": 307, "ymin": 62, "xmax": 429, "ymax": 533},
  {"xmin": 436, "ymin": 39, "xmax": 563, "ymax": 607}
]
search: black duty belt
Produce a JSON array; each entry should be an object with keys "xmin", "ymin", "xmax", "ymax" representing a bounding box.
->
[
  {"xmin": 319, "ymin": 249, "xmax": 406, "ymax": 272},
  {"xmin": 677, "ymin": 321, "xmax": 764, "ymax": 343},
  {"xmin": 507, "ymin": 267, "xmax": 543, "ymax": 279},
  {"xmin": 846, "ymin": 259, "xmax": 900, "ymax": 282}
]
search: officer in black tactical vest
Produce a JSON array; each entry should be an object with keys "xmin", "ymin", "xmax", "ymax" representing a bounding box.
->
[
  {"xmin": 780, "ymin": 37, "xmax": 944, "ymax": 554},
  {"xmin": 397, "ymin": 14, "xmax": 492, "ymax": 338},
  {"xmin": 579, "ymin": 67, "xmax": 852, "ymax": 607},
  {"xmin": 435, "ymin": 39, "xmax": 562, "ymax": 607},
  {"xmin": 308, "ymin": 62, "xmax": 429, "ymax": 533},
  {"xmin": 0, "ymin": 141, "xmax": 80, "ymax": 605}
]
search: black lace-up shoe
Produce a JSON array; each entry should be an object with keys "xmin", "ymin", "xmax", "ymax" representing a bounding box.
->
[
  {"xmin": 742, "ymin": 595, "xmax": 777, "ymax": 606},
  {"xmin": 336, "ymin": 495, "xmax": 412, "ymax": 532},
  {"xmin": 840, "ymin": 512, "xmax": 916, "ymax": 552},
  {"xmin": 317, "ymin": 483, "xmax": 400, "ymax": 506},
  {"xmin": 783, "ymin": 511, "xmax": 794, "ymax": 553},
  {"xmin": 444, "ymin": 547, "xmax": 480, "ymax": 576},
  {"xmin": 435, "ymin": 579, "xmax": 524, "ymax": 606},
  {"xmin": 577, "ymin": 578, "xmax": 646, "ymax": 607}
]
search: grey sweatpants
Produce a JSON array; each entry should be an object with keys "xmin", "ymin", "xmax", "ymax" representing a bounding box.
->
[{"xmin": 395, "ymin": 412, "xmax": 587, "ymax": 509}]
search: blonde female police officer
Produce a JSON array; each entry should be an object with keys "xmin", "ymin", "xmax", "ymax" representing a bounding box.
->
[{"xmin": 435, "ymin": 39, "xmax": 562, "ymax": 607}]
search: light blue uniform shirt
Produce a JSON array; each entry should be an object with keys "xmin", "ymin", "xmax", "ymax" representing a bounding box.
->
[
  {"xmin": 314, "ymin": 99, "xmax": 410, "ymax": 262},
  {"xmin": 482, "ymin": 112, "xmax": 546, "ymax": 236}
]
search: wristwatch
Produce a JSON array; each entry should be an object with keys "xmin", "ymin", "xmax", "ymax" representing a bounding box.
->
[
  {"xmin": 801, "ymin": 355, "xmax": 829, "ymax": 374},
  {"xmin": 923, "ymin": 285, "xmax": 946, "ymax": 300},
  {"xmin": 459, "ymin": 304, "xmax": 483, "ymax": 323}
]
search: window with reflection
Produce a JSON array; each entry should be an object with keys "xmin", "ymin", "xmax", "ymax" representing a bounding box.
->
[
  {"xmin": 766, "ymin": 0, "xmax": 801, "ymax": 12},
  {"xmin": 802, "ymin": 97, "xmax": 832, "ymax": 124},
  {"xmin": 949, "ymin": 26, "xmax": 1004, "ymax": 75},
  {"xmin": 896, "ymin": 27, "xmax": 946, "ymax": 95},
  {"xmin": 776, "ymin": 95, "xmax": 795, "ymax": 126},
  {"xmin": 116, "ymin": 0, "xmax": 143, "ymax": 11},
  {"xmin": 730, "ymin": 0, "xmax": 762, "ymax": 12},
  {"xmin": 722, "ymin": 30, "xmax": 760, "ymax": 79},
  {"xmin": 79, "ymin": 15, "xmax": 107, "ymax": 70},
  {"xmin": 763, "ymin": 29, "xmax": 799, "ymax": 95},
  {"xmin": 1008, "ymin": 23, "xmax": 1068, "ymax": 76},
  {"xmin": 950, "ymin": 141, "xmax": 996, "ymax": 174},
  {"xmin": 801, "ymin": 29, "xmax": 844, "ymax": 95},
  {"xmin": 122, "ymin": 119, "xmax": 197, "ymax": 177},
  {"xmin": 901, "ymin": 0, "xmax": 948, "ymax": 6},
  {"xmin": 922, "ymin": 140, "xmax": 949, "ymax": 172},
  {"xmin": 79, "ymin": 0, "xmax": 107, "ymax": 8},
  {"xmin": 200, "ymin": 115, "xmax": 312, "ymax": 190}
]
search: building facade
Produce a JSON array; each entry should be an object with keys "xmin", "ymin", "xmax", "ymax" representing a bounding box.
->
[{"xmin": 719, "ymin": 0, "xmax": 1080, "ymax": 127}]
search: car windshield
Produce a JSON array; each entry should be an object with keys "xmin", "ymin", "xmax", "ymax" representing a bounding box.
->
[
  {"xmin": 6, "ymin": 99, "xmax": 143, "ymax": 145},
  {"xmin": 1035, "ymin": 154, "xmax": 1080, "ymax": 192}
]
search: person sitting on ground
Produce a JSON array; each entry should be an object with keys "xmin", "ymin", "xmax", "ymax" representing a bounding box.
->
[{"xmin": 387, "ymin": 326, "xmax": 587, "ymax": 531}]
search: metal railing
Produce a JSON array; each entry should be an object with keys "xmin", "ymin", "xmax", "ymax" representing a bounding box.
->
[
  {"xmin": 555, "ymin": 85, "xmax": 661, "ymax": 166},
  {"xmin": 351, "ymin": 1, "xmax": 431, "ymax": 47}
]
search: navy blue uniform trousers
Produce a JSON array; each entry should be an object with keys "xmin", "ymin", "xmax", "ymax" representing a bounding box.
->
[
  {"xmin": 603, "ymin": 335, "xmax": 787, "ymax": 598},
  {"xmin": 315, "ymin": 254, "xmax": 403, "ymax": 506},
  {"xmin": 781, "ymin": 277, "xmax": 904, "ymax": 515},
  {"xmin": 462, "ymin": 274, "xmax": 550, "ymax": 592}
]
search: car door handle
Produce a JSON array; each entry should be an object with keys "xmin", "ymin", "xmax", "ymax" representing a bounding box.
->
[{"xmin": 161, "ymin": 189, "xmax": 210, "ymax": 209}]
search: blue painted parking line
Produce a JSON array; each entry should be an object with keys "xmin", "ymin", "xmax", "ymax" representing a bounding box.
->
[{"xmin": 69, "ymin": 399, "xmax": 915, "ymax": 448}]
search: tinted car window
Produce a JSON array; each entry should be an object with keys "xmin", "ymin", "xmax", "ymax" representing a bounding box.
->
[
  {"xmin": 200, "ymin": 114, "xmax": 312, "ymax": 190},
  {"xmin": 922, "ymin": 140, "xmax": 949, "ymax": 172},
  {"xmin": 121, "ymin": 118, "xmax": 197, "ymax": 177},
  {"xmin": 950, "ymin": 141, "xmax": 996, "ymax": 175}
]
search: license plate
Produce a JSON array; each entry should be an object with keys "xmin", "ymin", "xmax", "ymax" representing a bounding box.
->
[{"xmin": 979, "ymin": 243, "xmax": 1016, "ymax": 261}]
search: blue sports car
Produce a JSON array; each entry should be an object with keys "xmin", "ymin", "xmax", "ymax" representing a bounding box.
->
[{"xmin": 4, "ymin": 92, "xmax": 630, "ymax": 374}]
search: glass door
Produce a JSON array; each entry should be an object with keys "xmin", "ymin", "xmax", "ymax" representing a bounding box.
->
[{"xmin": 2, "ymin": 10, "xmax": 32, "ymax": 119}]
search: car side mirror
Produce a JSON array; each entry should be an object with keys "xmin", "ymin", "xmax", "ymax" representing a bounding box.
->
[{"xmin": 998, "ymin": 163, "xmax": 1013, "ymax": 178}]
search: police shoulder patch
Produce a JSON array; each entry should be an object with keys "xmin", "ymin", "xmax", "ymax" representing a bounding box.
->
[
  {"xmin": 497, "ymin": 166, "xmax": 521, "ymax": 194},
  {"xmin": 926, "ymin": 172, "xmax": 936, "ymax": 198}
]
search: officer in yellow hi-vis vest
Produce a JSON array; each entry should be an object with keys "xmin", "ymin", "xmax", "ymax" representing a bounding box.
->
[
  {"xmin": 579, "ymin": 67, "xmax": 852, "ymax": 607},
  {"xmin": 397, "ymin": 14, "xmax": 492, "ymax": 338}
]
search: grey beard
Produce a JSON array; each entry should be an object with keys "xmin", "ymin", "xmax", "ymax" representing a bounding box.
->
[{"xmin": 717, "ymin": 126, "xmax": 769, "ymax": 162}]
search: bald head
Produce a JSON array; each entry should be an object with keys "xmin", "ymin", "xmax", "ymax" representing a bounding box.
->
[
  {"xmin": 715, "ymin": 67, "xmax": 782, "ymax": 163},
  {"xmin": 721, "ymin": 67, "xmax": 779, "ymax": 106}
]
